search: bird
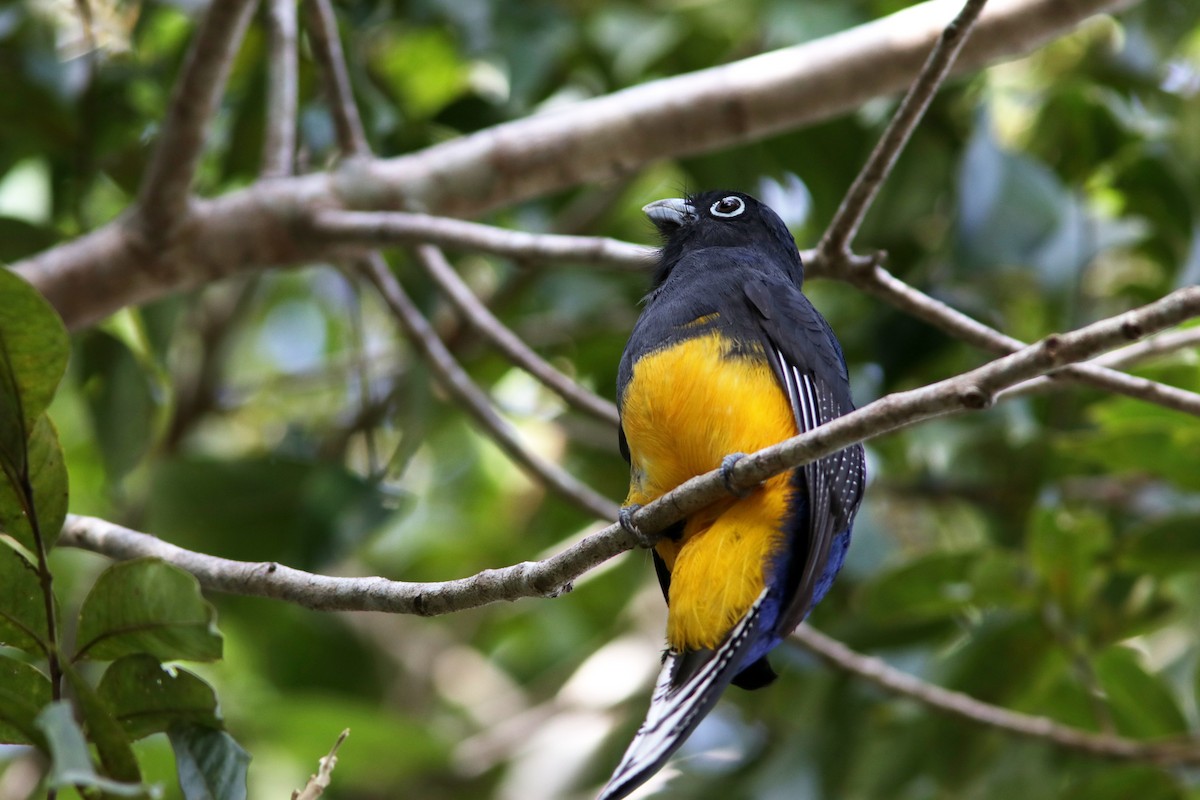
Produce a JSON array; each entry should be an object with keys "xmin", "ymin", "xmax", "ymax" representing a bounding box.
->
[{"xmin": 599, "ymin": 190, "xmax": 865, "ymax": 800}]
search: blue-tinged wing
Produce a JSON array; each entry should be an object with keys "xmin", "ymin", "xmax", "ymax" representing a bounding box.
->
[{"xmin": 743, "ymin": 274, "xmax": 865, "ymax": 634}]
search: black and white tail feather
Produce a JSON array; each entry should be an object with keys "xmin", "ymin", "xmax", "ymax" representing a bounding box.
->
[{"xmin": 596, "ymin": 590, "xmax": 771, "ymax": 800}]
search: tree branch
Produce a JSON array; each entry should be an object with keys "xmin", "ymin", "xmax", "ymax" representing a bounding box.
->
[
  {"xmin": 1087, "ymin": 325, "xmax": 1200, "ymax": 370},
  {"xmin": 308, "ymin": 210, "xmax": 654, "ymax": 271},
  {"xmin": 299, "ymin": 0, "xmax": 618, "ymax": 516},
  {"xmin": 58, "ymin": 512, "xmax": 626, "ymax": 615},
  {"xmin": 262, "ymin": 0, "xmax": 299, "ymax": 178},
  {"xmin": 791, "ymin": 625, "xmax": 1200, "ymax": 765},
  {"xmin": 306, "ymin": 212, "xmax": 1200, "ymax": 418},
  {"xmin": 361, "ymin": 251, "xmax": 621, "ymax": 521},
  {"xmin": 60, "ymin": 286, "xmax": 1200, "ymax": 614},
  {"xmin": 303, "ymin": 0, "xmax": 369, "ymax": 158},
  {"xmin": 844, "ymin": 260, "xmax": 1200, "ymax": 416},
  {"xmin": 820, "ymin": 0, "xmax": 988, "ymax": 257},
  {"xmin": 1000, "ymin": 326, "xmax": 1200, "ymax": 401},
  {"xmin": 136, "ymin": 0, "xmax": 259, "ymax": 239},
  {"xmin": 411, "ymin": 246, "xmax": 621, "ymax": 427},
  {"xmin": 14, "ymin": 0, "xmax": 1135, "ymax": 330}
]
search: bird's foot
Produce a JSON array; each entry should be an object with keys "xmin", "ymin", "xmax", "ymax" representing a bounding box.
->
[
  {"xmin": 618, "ymin": 504, "xmax": 656, "ymax": 547},
  {"xmin": 720, "ymin": 452, "xmax": 753, "ymax": 498}
]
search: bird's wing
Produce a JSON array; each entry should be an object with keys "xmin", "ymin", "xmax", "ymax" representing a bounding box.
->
[
  {"xmin": 743, "ymin": 273, "xmax": 865, "ymax": 634},
  {"xmin": 596, "ymin": 589, "xmax": 770, "ymax": 800}
]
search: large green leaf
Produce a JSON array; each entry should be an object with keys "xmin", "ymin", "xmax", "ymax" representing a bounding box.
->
[
  {"xmin": 0, "ymin": 268, "xmax": 69, "ymax": 554},
  {"xmin": 98, "ymin": 654, "xmax": 221, "ymax": 740},
  {"xmin": 1119, "ymin": 514, "xmax": 1200, "ymax": 577},
  {"xmin": 0, "ymin": 654, "xmax": 52, "ymax": 745},
  {"xmin": 36, "ymin": 700, "xmax": 152, "ymax": 797},
  {"xmin": 74, "ymin": 558, "xmax": 222, "ymax": 663},
  {"xmin": 0, "ymin": 413, "xmax": 68, "ymax": 551},
  {"xmin": 0, "ymin": 536, "xmax": 49, "ymax": 656},
  {"xmin": 1095, "ymin": 646, "xmax": 1188, "ymax": 738},
  {"xmin": 65, "ymin": 663, "xmax": 143, "ymax": 785},
  {"xmin": 169, "ymin": 724, "xmax": 250, "ymax": 800},
  {"xmin": 0, "ymin": 268, "xmax": 68, "ymax": 452}
]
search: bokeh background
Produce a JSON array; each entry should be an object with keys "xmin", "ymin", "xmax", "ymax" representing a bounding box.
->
[{"xmin": 3, "ymin": 0, "xmax": 1200, "ymax": 797}]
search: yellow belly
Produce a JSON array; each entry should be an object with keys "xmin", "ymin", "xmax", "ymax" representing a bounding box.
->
[{"xmin": 621, "ymin": 332, "xmax": 797, "ymax": 650}]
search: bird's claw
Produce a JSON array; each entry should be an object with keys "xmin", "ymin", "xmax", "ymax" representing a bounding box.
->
[
  {"xmin": 720, "ymin": 452, "xmax": 753, "ymax": 498},
  {"xmin": 618, "ymin": 504, "xmax": 656, "ymax": 547}
]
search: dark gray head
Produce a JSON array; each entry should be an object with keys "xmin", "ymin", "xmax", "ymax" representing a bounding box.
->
[{"xmin": 643, "ymin": 190, "xmax": 804, "ymax": 288}]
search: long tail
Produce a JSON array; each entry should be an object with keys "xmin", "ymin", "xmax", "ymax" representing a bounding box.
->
[{"xmin": 597, "ymin": 590, "xmax": 770, "ymax": 800}]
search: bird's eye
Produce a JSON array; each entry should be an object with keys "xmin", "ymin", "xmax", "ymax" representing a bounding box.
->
[{"xmin": 710, "ymin": 196, "xmax": 745, "ymax": 218}]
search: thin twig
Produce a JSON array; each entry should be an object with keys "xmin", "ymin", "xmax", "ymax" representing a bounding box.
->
[
  {"xmin": 360, "ymin": 253, "xmax": 620, "ymax": 521},
  {"xmin": 291, "ymin": 729, "xmax": 349, "ymax": 800},
  {"xmin": 262, "ymin": 0, "xmax": 299, "ymax": 178},
  {"xmin": 136, "ymin": 0, "xmax": 259, "ymax": 239},
  {"xmin": 1088, "ymin": 325, "xmax": 1200, "ymax": 370},
  {"xmin": 303, "ymin": 0, "xmax": 368, "ymax": 157},
  {"xmin": 791, "ymin": 625, "xmax": 1200, "ymax": 764},
  {"xmin": 59, "ymin": 285, "xmax": 1200, "ymax": 615},
  {"xmin": 16, "ymin": 0, "xmax": 1133, "ymax": 329},
  {"xmin": 1002, "ymin": 325, "xmax": 1200, "ymax": 401},
  {"xmin": 163, "ymin": 278, "xmax": 260, "ymax": 451},
  {"xmin": 413, "ymin": 246, "xmax": 621, "ymax": 426},
  {"xmin": 846, "ymin": 260, "xmax": 1200, "ymax": 416},
  {"xmin": 819, "ymin": 0, "xmax": 989, "ymax": 257},
  {"xmin": 308, "ymin": 212, "xmax": 1200, "ymax": 417},
  {"xmin": 57, "ymin": 510, "xmax": 1200, "ymax": 768},
  {"xmin": 309, "ymin": 210, "xmax": 654, "ymax": 270},
  {"xmin": 301, "ymin": 0, "xmax": 617, "ymax": 515},
  {"xmin": 311, "ymin": 210, "xmax": 1200, "ymax": 416},
  {"xmin": 634, "ymin": 285, "xmax": 1200, "ymax": 537}
]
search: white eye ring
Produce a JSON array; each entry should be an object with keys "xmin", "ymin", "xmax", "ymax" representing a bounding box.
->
[{"xmin": 710, "ymin": 196, "xmax": 745, "ymax": 218}]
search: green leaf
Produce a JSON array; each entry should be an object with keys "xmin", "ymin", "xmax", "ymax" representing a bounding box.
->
[
  {"xmin": 0, "ymin": 654, "xmax": 52, "ymax": 745},
  {"xmin": 370, "ymin": 26, "xmax": 468, "ymax": 118},
  {"xmin": 1061, "ymin": 765, "xmax": 1181, "ymax": 800},
  {"xmin": 1060, "ymin": 400, "xmax": 1200, "ymax": 492},
  {"xmin": 36, "ymin": 700, "xmax": 154, "ymax": 797},
  {"xmin": 0, "ymin": 266, "xmax": 69, "ymax": 478},
  {"xmin": 147, "ymin": 456, "xmax": 392, "ymax": 569},
  {"xmin": 78, "ymin": 330, "xmax": 159, "ymax": 480},
  {"xmin": 1027, "ymin": 503, "xmax": 1110, "ymax": 613},
  {"xmin": 0, "ymin": 536, "xmax": 49, "ymax": 656},
  {"xmin": 75, "ymin": 558, "xmax": 222, "ymax": 663},
  {"xmin": 65, "ymin": 663, "xmax": 143, "ymax": 785},
  {"xmin": 858, "ymin": 551, "xmax": 980, "ymax": 624},
  {"xmin": 98, "ymin": 654, "xmax": 220, "ymax": 740},
  {"xmin": 0, "ymin": 217, "xmax": 58, "ymax": 263},
  {"xmin": 1095, "ymin": 646, "xmax": 1188, "ymax": 738},
  {"xmin": 1120, "ymin": 514, "xmax": 1200, "ymax": 577},
  {"xmin": 169, "ymin": 724, "xmax": 250, "ymax": 800},
  {"xmin": 0, "ymin": 413, "xmax": 69, "ymax": 551}
]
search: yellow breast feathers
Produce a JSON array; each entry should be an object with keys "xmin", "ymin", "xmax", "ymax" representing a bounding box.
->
[{"xmin": 620, "ymin": 331, "xmax": 798, "ymax": 650}]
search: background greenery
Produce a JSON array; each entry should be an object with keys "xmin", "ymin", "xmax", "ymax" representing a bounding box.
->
[{"xmin": 2, "ymin": 0, "xmax": 1200, "ymax": 797}]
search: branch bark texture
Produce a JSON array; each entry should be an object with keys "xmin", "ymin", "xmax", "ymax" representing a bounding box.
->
[
  {"xmin": 14, "ymin": 0, "xmax": 1134, "ymax": 330},
  {"xmin": 60, "ymin": 284, "xmax": 1200, "ymax": 613}
]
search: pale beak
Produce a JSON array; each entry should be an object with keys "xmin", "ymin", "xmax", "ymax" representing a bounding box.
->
[{"xmin": 642, "ymin": 197, "xmax": 695, "ymax": 231}]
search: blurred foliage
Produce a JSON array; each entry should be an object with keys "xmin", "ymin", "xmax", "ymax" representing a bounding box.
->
[{"xmin": 2, "ymin": 0, "xmax": 1200, "ymax": 797}]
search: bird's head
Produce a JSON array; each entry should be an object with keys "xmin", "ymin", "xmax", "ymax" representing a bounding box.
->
[{"xmin": 643, "ymin": 190, "xmax": 804, "ymax": 288}]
